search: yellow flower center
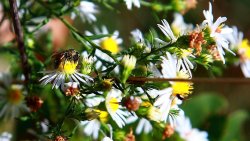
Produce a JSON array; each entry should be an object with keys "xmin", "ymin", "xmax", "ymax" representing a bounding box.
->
[
  {"xmin": 8, "ymin": 88, "xmax": 23, "ymax": 104},
  {"xmin": 171, "ymin": 24, "xmax": 181, "ymax": 36},
  {"xmin": 181, "ymin": 49, "xmax": 192, "ymax": 58},
  {"xmin": 94, "ymin": 110, "xmax": 109, "ymax": 123},
  {"xmin": 239, "ymin": 39, "xmax": 250, "ymax": 60},
  {"xmin": 172, "ymin": 82, "xmax": 193, "ymax": 97},
  {"xmin": 141, "ymin": 101, "xmax": 152, "ymax": 107},
  {"xmin": 57, "ymin": 61, "xmax": 77, "ymax": 74},
  {"xmin": 148, "ymin": 106, "xmax": 162, "ymax": 122},
  {"xmin": 100, "ymin": 37, "xmax": 119, "ymax": 54},
  {"xmin": 109, "ymin": 98, "xmax": 119, "ymax": 112},
  {"xmin": 171, "ymin": 71, "xmax": 193, "ymax": 97}
]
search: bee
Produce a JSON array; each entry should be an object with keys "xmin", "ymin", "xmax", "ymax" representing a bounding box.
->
[
  {"xmin": 176, "ymin": 94, "xmax": 188, "ymax": 101},
  {"xmin": 52, "ymin": 49, "xmax": 80, "ymax": 68}
]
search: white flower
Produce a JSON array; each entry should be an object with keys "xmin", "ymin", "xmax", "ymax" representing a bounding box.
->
[
  {"xmin": 161, "ymin": 52, "xmax": 193, "ymax": 79},
  {"xmin": 126, "ymin": 114, "xmax": 153, "ymax": 134},
  {"xmin": 151, "ymin": 88, "xmax": 174, "ymax": 122},
  {"xmin": 0, "ymin": 74, "xmax": 28, "ymax": 120},
  {"xmin": 202, "ymin": 2, "xmax": 235, "ymax": 63},
  {"xmin": 84, "ymin": 94, "xmax": 105, "ymax": 107},
  {"xmin": 177, "ymin": 49, "xmax": 195, "ymax": 77},
  {"xmin": 105, "ymin": 89, "xmax": 129, "ymax": 128},
  {"xmin": 226, "ymin": 26, "xmax": 243, "ymax": 49},
  {"xmin": 71, "ymin": 1, "xmax": 98, "ymax": 23},
  {"xmin": 226, "ymin": 27, "xmax": 250, "ymax": 77},
  {"xmin": 241, "ymin": 60, "xmax": 250, "ymax": 77},
  {"xmin": 156, "ymin": 19, "xmax": 177, "ymax": 46},
  {"xmin": 228, "ymin": 27, "xmax": 248, "ymax": 74},
  {"xmin": 85, "ymin": 26, "xmax": 122, "ymax": 71},
  {"xmin": 0, "ymin": 132, "xmax": 12, "ymax": 141},
  {"xmin": 175, "ymin": 115, "xmax": 208, "ymax": 141},
  {"xmin": 39, "ymin": 50, "xmax": 92, "ymax": 89},
  {"xmin": 171, "ymin": 13, "xmax": 193, "ymax": 35},
  {"xmin": 101, "ymin": 124, "xmax": 113, "ymax": 141},
  {"xmin": 81, "ymin": 119, "xmax": 101, "ymax": 139},
  {"xmin": 131, "ymin": 29, "xmax": 151, "ymax": 53},
  {"xmin": 136, "ymin": 118, "xmax": 153, "ymax": 134},
  {"xmin": 148, "ymin": 52, "xmax": 193, "ymax": 122},
  {"xmin": 0, "ymin": 84, "xmax": 28, "ymax": 120},
  {"xmin": 124, "ymin": 0, "xmax": 140, "ymax": 10}
]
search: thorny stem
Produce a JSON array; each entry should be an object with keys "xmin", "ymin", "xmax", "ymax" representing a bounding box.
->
[
  {"xmin": 9, "ymin": 0, "xmax": 30, "ymax": 84},
  {"xmin": 36, "ymin": 0, "xmax": 119, "ymax": 64},
  {"xmin": 128, "ymin": 77, "xmax": 250, "ymax": 84}
]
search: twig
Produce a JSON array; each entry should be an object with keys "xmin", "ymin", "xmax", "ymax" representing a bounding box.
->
[
  {"xmin": 9, "ymin": 0, "xmax": 30, "ymax": 84},
  {"xmin": 128, "ymin": 77, "xmax": 250, "ymax": 84}
]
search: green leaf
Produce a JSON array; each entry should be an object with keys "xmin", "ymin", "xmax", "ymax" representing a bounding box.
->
[
  {"xmin": 220, "ymin": 110, "xmax": 248, "ymax": 141},
  {"xmin": 181, "ymin": 92, "xmax": 228, "ymax": 127}
]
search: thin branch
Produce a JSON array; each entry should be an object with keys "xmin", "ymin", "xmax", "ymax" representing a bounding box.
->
[
  {"xmin": 9, "ymin": 0, "xmax": 30, "ymax": 84},
  {"xmin": 128, "ymin": 77, "xmax": 250, "ymax": 84}
]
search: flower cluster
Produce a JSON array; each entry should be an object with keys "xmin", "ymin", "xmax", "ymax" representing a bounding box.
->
[{"xmin": 0, "ymin": 0, "xmax": 248, "ymax": 141}]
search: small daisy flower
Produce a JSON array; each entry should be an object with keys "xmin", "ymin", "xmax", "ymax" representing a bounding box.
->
[
  {"xmin": 85, "ymin": 26, "xmax": 122, "ymax": 70},
  {"xmin": 39, "ymin": 49, "xmax": 92, "ymax": 89},
  {"xmin": 71, "ymin": 1, "xmax": 98, "ymax": 23},
  {"xmin": 124, "ymin": 0, "xmax": 140, "ymax": 10},
  {"xmin": 0, "ymin": 74, "xmax": 28, "ymax": 120},
  {"xmin": 171, "ymin": 13, "xmax": 193, "ymax": 36},
  {"xmin": 238, "ymin": 40, "xmax": 250, "ymax": 77},
  {"xmin": 131, "ymin": 29, "xmax": 151, "ymax": 53},
  {"xmin": 0, "ymin": 132, "xmax": 12, "ymax": 141},
  {"xmin": 149, "ymin": 52, "xmax": 192, "ymax": 122},
  {"xmin": 81, "ymin": 109, "xmax": 109, "ymax": 139},
  {"xmin": 175, "ymin": 115, "xmax": 208, "ymax": 141},
  {"xmin": 156, "ymin": 19, "xmax": 177, "ymax": 46},
  {"xmin": 105, "ymin": 89, "xmax": 129, "ymax": 128},
  {"xmin": 150, "ymin": 88, "xmax": 179, "ymax": 122},
  {"xmin": 161, "ymin": 52, "xmax": 193, "ymax": 97},
  {"xmin": 177, "ymin": 49, "xmax": 195, "ymax": 77},
  {"xmin": 156, "ymin": 19, "xmax": 195, "ymax": 74},
  {"xmin": 202, "ymin": 2, "xmax": 235, "ymax": 63},
  {"xmin": 226, "ymin": 27, "xmax": 250, "ymax": 77}
]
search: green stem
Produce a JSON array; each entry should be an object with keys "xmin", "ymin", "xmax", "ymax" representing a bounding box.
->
[{"xmin": 36, "ymin": 0, "xmax": 119, "ymax": 64}]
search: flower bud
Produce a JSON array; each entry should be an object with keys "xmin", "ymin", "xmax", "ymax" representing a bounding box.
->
[
  {"xmin": 123, "ymin": 96, "xmax": 141, "ymax": 111},
  {"xmin": 162, "ymin": 124, "xmax": 175, "ymax": 140},
  {"xmin": 120, "ymin": 55, "xmax": 137, "ymax": 83},
  {"xmin": 25, "ymin": 96, "xmax": 43, "ymax": 112},
  {"xmin": 124, "ymin": 129, "xmax": 135, "ymax": 141},
  {"xmin": 54, "ymin": 136, "xmax": 67, "ymax": 141},
  {"xmin": 81, "ymin": 56, "xmax": 93, "ymax": 75}
]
